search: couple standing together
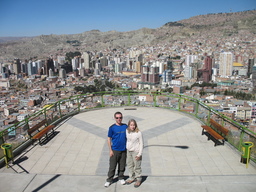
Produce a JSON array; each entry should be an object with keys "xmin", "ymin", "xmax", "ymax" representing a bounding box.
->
[{"xmin": 104, "ymin": 111, "xmax": 143, "ymax": 188}]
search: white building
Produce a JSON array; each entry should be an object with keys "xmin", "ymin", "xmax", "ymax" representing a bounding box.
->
[
  {"xmin": 57, "ymin": 56, "xmax": 65, "ymax": 65},
  {"xmin": 219, "ymin": 52, "xmax": 233, "ymax": 77},
  {"xmin": 71, "ymin": 57, "xmax": 80, "ymax": 71},
  {"xmin": 82, "ymin": 52, "xmax": 90, "ymax": 69},
  {"xmin": 184, "ymin": 55, "xmax": 198, "ymax": 79},
  {"xmin": 59, "ymin": 68, "xmax": 66, "ymax": 79},
  {"xmin": 115, "ymin": 63, "xmax": 122, "ymax": 74},
  {"xmin": 17, "ymin": 113, "xmax": 29, "ymax": 122},
  {"xmin": 170, "ymin": 79, "xmax": 182, "ymax": 86}
]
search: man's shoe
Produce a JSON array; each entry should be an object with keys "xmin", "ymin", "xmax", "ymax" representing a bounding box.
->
[
  {"xmin": 104, "ymin": 181, "xmax": 111, "ymax": 187},
  {"xmin": 119, "ymin": 179, "xmax": 126, "ymax": 185}
]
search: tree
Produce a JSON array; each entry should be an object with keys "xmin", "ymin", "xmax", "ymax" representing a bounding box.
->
[
  {"xmin": 94, "ymin": 79, "xmax": 101, "ymax": 87},
  {"xmin": 185, "ymin": 86, "xmax": 191, "ymax": 90},
  {"xmin": 65, "ymin": 51, "xmax": 81, "ymax": 63}
]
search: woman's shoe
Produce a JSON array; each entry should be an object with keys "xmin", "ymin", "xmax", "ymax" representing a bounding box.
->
[
  {"xmin": 134, "ymin": 180, "xmax": 141, "ymax": 188},
  {"xmin": 125, "ymin": 179, "xmax": 134, "ymax": 185}
]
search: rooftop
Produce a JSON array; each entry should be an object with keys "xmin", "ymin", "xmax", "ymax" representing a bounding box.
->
[{"xmin": 0, "ymin": 107, "xmax": 256, "ymax": 192}]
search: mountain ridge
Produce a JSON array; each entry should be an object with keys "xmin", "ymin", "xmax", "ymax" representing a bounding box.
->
[{"xmin": 0, "ymin": 10, "xmax": 255, "ymax": 60}]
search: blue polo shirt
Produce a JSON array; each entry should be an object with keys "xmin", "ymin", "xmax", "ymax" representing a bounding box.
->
[{"xmin": 108, "ymin": 123, "xmax": 127, "ymax": 151}]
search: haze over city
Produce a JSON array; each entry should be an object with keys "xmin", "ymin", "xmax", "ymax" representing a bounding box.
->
[{"xmin": 0, "ymin": 0, "xmax": 255, "ymax": 37}]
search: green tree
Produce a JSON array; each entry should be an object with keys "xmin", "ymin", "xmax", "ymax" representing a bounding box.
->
[
  {"xmin": 65, "ymin": 51, "xmax": 81, "ymax": 63},
  {"xmin": 185, "ymin": 86, "xmax": 191, "ymax": 90}
]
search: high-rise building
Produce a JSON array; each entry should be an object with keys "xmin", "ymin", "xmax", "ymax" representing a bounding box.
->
[
  {"xmin": 36, "ymin": 60, "xmax": 44, "ymax": 74},
  {"xmin": 167, "ymin": 60, "xmax": 174, "ymax": 71},
  {"xmin": 157, "ymin": 61, "xmax": 165, "ymax": 74},
  {"xmin": 100, "ymin": 56, "xmax": 108, "ymax": 67},
  {"xmin": 129, "ymin": 60, "xmax": 134, "ymax": 70},
  {"xmin": 21, "ymin": 61, "xmax": 28, "ymax": 74},
  {"xmin": 247, "ymin": 58, "xmax": 255, "ymax": 78},
  {"xmin": 149, "ymin": 65, "xmax": 160, "ymax": 84},
  {"xmin": 126, "ymin": 57, "xmax": 130, "ymax": 69},
  {"xmin": 53, "ymin": 60, "xmax": 59, "ymax": 73},
  {"xmin": 252, "ymin": 64, "xmax": 256, "ymax": 93},
  {"xmin": 219, "ymin": 52, "xmax": 233, "ymax": 77},
  {"xmin": 71, "ymin": 57, "xmax": 80, "ymax": 71},
  {"xmin": 59, "ymin": 68, "xmax": 66, "ymax": 79},
  {"xmin": 44, "ymin": 58, "xmax": 54, "ymax": 76},
  {"xmin": 135, "ymin": 61, "xmax": 142, "ymax": 73},
  {"xmin": 28, "ymin": 61, "xmax": 38, "ymax": 75},
  {"xmin": 185, "ymin": 55, "xmax": 198, "ymax": 79},
  {"xmin": 79, "ymin": 68, "xmax": 86, "ymax": 77},
  {"xmin": 27, "ymin": 61, "xmax": 32, "ymax": 76},
  {"xmin": 197, "ymin": 56, "xmax": 213, "ymax": 83},
  {"xmin": 162, "ymin": 70, "xmax": 172, "ymax": 84},
  {"xmin": 251, "ymin": 103, "xmax": 256, "ymax": 120},
  {"xmin": 141, "ymin": 63, "xmax": 150, "ymax": 83},
  {"xmin": 114, "ymin": 57, "xmax": 121, "ymax": 65},
  {"xmin": 83, "ymin": 52, "xmax": 91, "ymax": 69},
  {"xmin": 95, "ymin": 62, "xmax": 101, "ymax": 71},
  {"xmin": 115, "ymin": 63, "xmax": 122, "ymax": 74},
  {"xmin": 0, "ymin": 63, "xmax": 3, "ymax": 73},
  {"xmin": 139, "ymin": 63, "xmax": 160, "ymax": 89},
  {"xmin": 141, "ymin": 63, "xmax": 160, "ymax": 84},
  {"xmin": 49, "ymin": 68, "xmax": 54, "ymax": 77},
  {"xmin": 13, "ymin": 59, "xmax": 21, "ymax": 75}
]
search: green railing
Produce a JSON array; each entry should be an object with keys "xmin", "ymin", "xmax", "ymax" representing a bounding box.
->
[{"xmin": 1, "ymin": 90, "xmax": 256, "ymax": 163}]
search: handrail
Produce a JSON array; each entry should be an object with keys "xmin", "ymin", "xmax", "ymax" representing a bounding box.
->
[{"xmin": 0, "ymin": 90, "xmax": 255, "ymax": 162}]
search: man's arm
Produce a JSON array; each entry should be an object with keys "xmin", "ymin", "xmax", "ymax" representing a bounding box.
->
[{"xmin": 107, "ymin": 137, "xmax": 114, "ymax": 157}]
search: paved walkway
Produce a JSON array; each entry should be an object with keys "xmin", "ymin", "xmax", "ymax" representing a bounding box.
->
[{"xmin": 0, "ymin": 107, "xmax": 256, "ymax": 192}]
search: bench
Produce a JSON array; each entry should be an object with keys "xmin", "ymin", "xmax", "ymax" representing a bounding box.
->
[
  {"xmin": 201, "ymin": 118, "xmax": 229, "ymax": 147},
  {"xmin": 27, "ymin": 119, "xmax": 56, "ymax": 145},
  {"xmin": 124, "ymin": 108, "xmax": 137, "ymax": 110},
  {"xmin": 27, "ymin": 119, "xmax": 47, "ymax": 137}
]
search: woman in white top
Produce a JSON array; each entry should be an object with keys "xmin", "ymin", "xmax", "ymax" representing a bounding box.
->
[{"xmin": 125, "ymin": 119, "xmax": 143, "ymax": 188}]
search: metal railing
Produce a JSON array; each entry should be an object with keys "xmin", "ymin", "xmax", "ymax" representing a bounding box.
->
[{"xmin": 1, "ymin": 90, "xmax": 256, "ymax": 163}]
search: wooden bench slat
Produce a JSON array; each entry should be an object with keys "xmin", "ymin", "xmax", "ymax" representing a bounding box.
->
[
  {"xmin": 209, "ymin": 119, "xmax": 229, "ymax": 136},
  {"xmin": 28, "ymin": 119, "xmax": 47, "ymax": 136},
  {"xmin": 32, "ymin": 125, "xmax": 55, "ymax": 140},
  {"xmin": 201, "ymin": 123, "xmax": 226, "ymax": 146},
  {"xmin": 201, "ymin": 125, "xmax": 224, "ymax": 140}
]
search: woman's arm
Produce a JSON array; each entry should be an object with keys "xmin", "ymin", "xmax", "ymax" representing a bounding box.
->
[{"xmin": 137, "ymin": 132, "xmax": 143, "ymax": 157}]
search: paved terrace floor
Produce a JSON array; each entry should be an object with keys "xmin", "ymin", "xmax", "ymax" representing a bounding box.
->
[{"xmin": 0, "ymin": 107, "xmax": 256, "ymax": 192}]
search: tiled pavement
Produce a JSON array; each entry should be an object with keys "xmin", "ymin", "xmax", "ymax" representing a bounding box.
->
[{"xmin": 0, "ymin": 107, "xmax": 256, "ymax": 192}]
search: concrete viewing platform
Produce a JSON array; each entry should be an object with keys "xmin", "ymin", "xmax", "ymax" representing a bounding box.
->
[{"xmin": 0, "ymin": 107, "xmax": 256, "ymax": 192}]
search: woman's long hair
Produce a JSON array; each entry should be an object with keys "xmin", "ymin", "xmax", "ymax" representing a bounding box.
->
[{"xmin": 127, "ymin": 119, "xmax": 140, "ymax": 133}]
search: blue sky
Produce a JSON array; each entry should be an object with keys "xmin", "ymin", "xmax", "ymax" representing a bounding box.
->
[{"xmin": 0, "ymin": 0, "xmax": 255, "ymax": 37}]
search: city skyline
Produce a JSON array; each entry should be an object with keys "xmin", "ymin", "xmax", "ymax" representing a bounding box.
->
[{"xmin": 0, "ymin": 0, "xmax": 255, "ymax": 37}]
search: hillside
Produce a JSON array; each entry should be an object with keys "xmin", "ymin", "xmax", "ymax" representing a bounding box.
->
[{"xmin": 0, "ymin": 10, "xmax": 255, "ymax": 60}]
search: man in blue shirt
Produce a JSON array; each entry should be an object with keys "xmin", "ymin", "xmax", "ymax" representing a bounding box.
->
[{"xmin": 104, "ymin": 111, "xmax": 127, "ymax": 187}]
